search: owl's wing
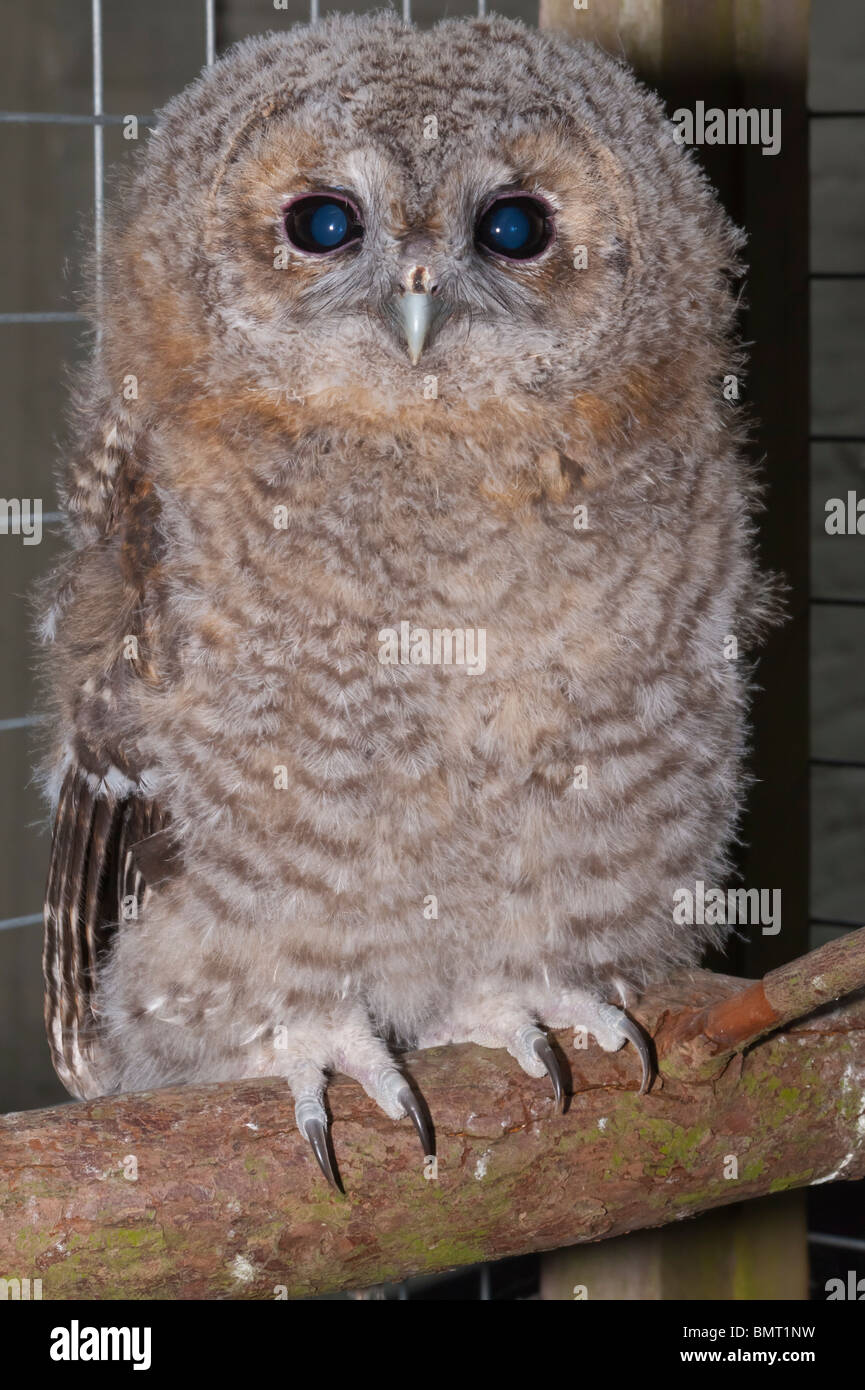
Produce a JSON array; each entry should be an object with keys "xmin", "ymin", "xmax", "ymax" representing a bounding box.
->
[
  {"xmin": 43, "ymin": 769, "xmax": 173, "ymax": 1099},
  {"xmin": 42, "ymin": 412, "xmax": 176, "ymax": 1099}
]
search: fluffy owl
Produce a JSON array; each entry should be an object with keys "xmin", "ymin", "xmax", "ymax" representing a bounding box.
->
[{"xmin": 40, "ymin": 13, "xmax": 775, "ymax": 1188}]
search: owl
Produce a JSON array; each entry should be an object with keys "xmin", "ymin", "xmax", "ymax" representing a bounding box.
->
[{"xmin": 40, "ymin": 13, "xmax": 776, "ymax": 1188}]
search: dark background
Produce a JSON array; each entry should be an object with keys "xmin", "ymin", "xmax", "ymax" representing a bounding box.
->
[{"xmin": 0, "ymin": 0, "xmax": 862, "ymax": 1299}]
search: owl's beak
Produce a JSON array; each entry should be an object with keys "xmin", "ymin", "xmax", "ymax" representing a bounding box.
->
[{"xmin": 394, "ymin": 290, "xmax": 434, "ymax": 366}]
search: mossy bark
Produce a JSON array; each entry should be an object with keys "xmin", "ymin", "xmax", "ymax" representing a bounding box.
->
[{"xmin": 2, "ymin": 964, "xmax": 864, "ymax": 1300}]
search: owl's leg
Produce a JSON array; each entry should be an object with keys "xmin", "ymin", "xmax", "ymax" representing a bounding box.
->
[
  {"xmin": 251, "ymin": 1007, "xmax": 432, "ymax": 1191},
  {"xmin": 416, "ymin": 985, "xmax": 651, "ymax": 1106}
]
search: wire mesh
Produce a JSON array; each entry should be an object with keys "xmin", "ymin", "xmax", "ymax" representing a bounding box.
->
[
  {"xmin": 807, "ymin": 107, "xmax": 865, "ymax": 802},
  {"xmin": 0, "ymin": 0, "xmax": 506, "ymax": 935},
  {"xmin": 0, "ymin": 0, "xmax": 529, "ymax": 1302},
  {"xmin": 0, "ymin": 0, "xmax": 862, "ymax": 1301},
  {"xmin": 0, "ymin": 16, "xmax": 861, "ymax": 945},
  {"xmin": 0, "ymin": 4, "xmax": 860, "ymax": 955}
]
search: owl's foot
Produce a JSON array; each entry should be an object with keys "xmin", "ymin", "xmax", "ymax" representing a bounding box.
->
[
  {"xmin": 295, "ymin": 1076, "xmax": 431, "ymax": 1192},
  {"xmin": 416, "ymin": 985, "xmax": 652, "ymax": 1107},
  {"xmin": 260, "ymin": 1009, "xmax": 433, "ymax": 1191}
]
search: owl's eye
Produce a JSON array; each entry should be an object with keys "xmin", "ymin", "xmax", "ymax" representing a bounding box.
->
[
  {"xmin": 475, "ymin": 195, "xmax": 553, "ymax": 261},
  {"xmin": 282, "ymin": 194, "xmax": 363, "ymax": 255}
]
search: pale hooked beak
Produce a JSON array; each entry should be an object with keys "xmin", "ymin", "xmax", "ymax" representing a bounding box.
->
[
  {"xmin": 396, "ymin": 291, "xmax": 434, "ymax": 366},
  {"xmin": 389, "ymin": 263, "xmax": 446, "ymax": 365}
]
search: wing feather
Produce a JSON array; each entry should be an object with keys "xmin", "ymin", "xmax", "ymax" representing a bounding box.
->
[
  {"xmin": 43, "ymin": 768, "xmax": 169, "ymax": 1098},
  {"xmin": 42, "ymin": 414, "xmax": 172, "ymax": 1097}
]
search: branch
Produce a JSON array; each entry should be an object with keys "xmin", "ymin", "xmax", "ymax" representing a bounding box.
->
[
  {"xmin": 659, "ymin": 926, "xmax": 865, "ymax": 1080},
  {"xmin": 2, "ymin": 931, "xmax": 865, "ymax": 1300}
]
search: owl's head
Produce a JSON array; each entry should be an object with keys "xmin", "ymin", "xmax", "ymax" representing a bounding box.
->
[{"xmin": 100, "ymin": 14, "xmax": 742, "ymax": 470}]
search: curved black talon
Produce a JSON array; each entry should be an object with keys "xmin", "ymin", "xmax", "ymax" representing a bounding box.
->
[
  {"xmin": 619, "ymin": 1015, "xmax": 653, "ymax": 1095},
  {"xmin": 399, "ymin": 1084, "xmax": 435, "ymax": 1157},
  {"xmin": 532, "ymin": 1032, "xmax": 566, "ymax": 1113},
  {"xmin": 305, "ymin": 1116, "xmax": 343, "ymax": 1192}
]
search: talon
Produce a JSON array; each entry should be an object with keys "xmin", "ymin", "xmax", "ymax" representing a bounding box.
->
[
  {"xmin": 398, "ymin": 1083, "xmax": 435, "ymax": 1157},
  {"xmin": 296, "ymin": 1095, "xmax": 343, "ymax": 1192},
  {"xmin": 306, "ymin": 1115, "xmax": 342, "ymax": 1191},
  {"xmin": 531, "ymin": 1030, "xmax": 566, "ymax": 1112},
  {"xmin": 618, "ymin": 1015, "xmax": 653, "ymax": 1095}
]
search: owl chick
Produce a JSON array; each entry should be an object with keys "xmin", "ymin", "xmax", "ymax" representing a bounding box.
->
[{"xmin": 40, "ymin": 14, "xmax": 776, "ymax": 1188}]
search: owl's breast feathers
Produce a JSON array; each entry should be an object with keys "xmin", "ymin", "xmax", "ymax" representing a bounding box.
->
[{"xmin": 38, "ymin": 9, "xmax": 779, "ymax": 1106}]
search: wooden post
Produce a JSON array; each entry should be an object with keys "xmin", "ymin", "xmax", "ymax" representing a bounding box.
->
[
  {"xmin": 539, "ymin": 1193, "xmax": 808, "ymax": 1300},
  {"xmin": 538, "ymin": 0, "xmax": 811, "ymax": 1298}
]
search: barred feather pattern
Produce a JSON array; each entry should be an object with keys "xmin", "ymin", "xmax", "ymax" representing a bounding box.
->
[{"xmin": 38, "ymin": 14, "xmax": 780, "ymax": 1100}]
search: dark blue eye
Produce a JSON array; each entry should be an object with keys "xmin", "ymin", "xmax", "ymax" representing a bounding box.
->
[
  {"xmin": 283, "ymin": 194, "xmax": 362, "ymax": 254},
  {"xmin": 310, "ymin": 203, "xmax": 348, "ymax": 246},
  {"xmin": 476, "ymin": 195, "xmax": 553, "ymax": 260}
]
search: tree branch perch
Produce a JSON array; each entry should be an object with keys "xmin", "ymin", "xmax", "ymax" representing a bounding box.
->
[
  {"xmin": 2, "ymin": 930, "xmax": 865, "ymax": 1300},
  {"xmin": 659, "ymin": 926, "xmax": 865, "ymax": 1079}
]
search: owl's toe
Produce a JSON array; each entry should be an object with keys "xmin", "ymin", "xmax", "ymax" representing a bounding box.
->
[
  {"xmin": 347, "ymin": 1059, "xmax": 433, "ymax": 1158},
  {"xmin": 270, "ymin": 1017, "xmax": 433, "ymax": 1191},
  {"xmin": 521, "ymin": 1026, "xmax": 567, "ymax": 1112},
  {"xmin": 294, "ymin": 1071, "xmax": 432, "ymax": 1192},
  {"xmin": 614, "ymin": 1012, "xmax": 653, "ymax": 1095},
  {"xmin": 397, "ymin": 1081, "xmax": 435, "ymax": 1158},
  {"xmin": 417, "ymin": 1002, "xmax": 567, "ymax": 1110},
  {"xmin": 539, "ymin": 988, "xmax": 653, "ymax": 1095},
  {"xmin": 423, "ymin": 986, "xmax": 653, "ymax": 1103},
  {"xmin": 295, "ymin": 1090, "xmax": 341, "ymax": 1191}
]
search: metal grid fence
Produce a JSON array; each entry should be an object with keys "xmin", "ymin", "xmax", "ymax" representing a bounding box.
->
[
  {"xmin": 0, "ymin": 0, "xmax": 862, "ymax": 1299},
  {"xmin": 2, "ymin": 4, "xmax": 862, "ymax": 955},
  {"xmin": 0, "ymin": 0, "xmax": 532, "ymax": 1302},
  {"xmin": 808, "ymin": 101, "xmax": 865, "ymax": 936},
  {"xmin": 0, "ymin": 0, "xmax": 490, "ymax": 917}
]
